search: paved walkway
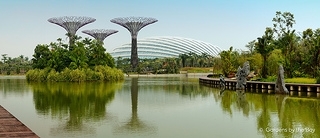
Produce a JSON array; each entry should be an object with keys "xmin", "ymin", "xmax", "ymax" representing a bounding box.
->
[{"xmin": 0, "ymin": 105, "xmax": 39, "ymax": 138}]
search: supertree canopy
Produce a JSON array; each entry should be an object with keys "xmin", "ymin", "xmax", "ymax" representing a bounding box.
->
[
  {"xmin": 110, "ymin": 17, "xmax": 158, "ymax": 70},
  {"xmin": 82, "ymin": 29, "xmax": 118, "ymax": 43},
  {"xmin": 48, "ymin": 16, "xmax": 96, "ymax": 50}
]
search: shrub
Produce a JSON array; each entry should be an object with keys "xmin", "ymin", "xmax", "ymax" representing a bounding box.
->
[
  {"xmin": 260, "ymin": 75, "xmax": 277, "ymax": 82},
  {"xmin": 47, "ymin": 69, "xmax": 59, "ymax": 82},
  {"xmin": 26, "ymin": 66, "xmax": 124, "ymax": 82},
  {"xmin": 316, "ymin": 77, "xmax": 320, "ymax": 84},
  {"xmin": 69, "ymin": 69, "xmax": 86, "ymax": 82}
]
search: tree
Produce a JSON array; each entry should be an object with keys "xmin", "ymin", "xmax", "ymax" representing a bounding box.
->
[
  {"xmin": 301, "ymin": 28, "xmax": 320, "ymax": 77},
  {"xmin": 32, "ymin": 44, "xmax": 51, "ymax": 69},
  {"xmin": 219, "ymin": 47, "xmax": 235, "ymax": 77},
  {"xmin": 69, "ymin": 42, "xmax": 88, "ymax": 69},
  {"xmin": 179, "ymin": 53, "xmax": 188, "ymax": 67},
  {"xmin": 255, "ymin": 27, "xmax": 274, "ymax": 78},
  {"xmin": 272, "ymin": 11, "xmax": 297, "ymax": 78},
  {"xmin": 245, "ymin": 40, "xmax": 256, "ymax": 55}
]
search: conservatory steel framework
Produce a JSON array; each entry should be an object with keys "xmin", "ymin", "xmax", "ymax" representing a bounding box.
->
[{"xmin": 110, "ymin": 36, "xmax": 222, "ymax": 59}]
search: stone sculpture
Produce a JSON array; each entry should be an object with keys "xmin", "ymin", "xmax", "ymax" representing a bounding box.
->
[
  {"xmin": 236, "ymin": 61, "xmax": 250, "ymax": 90},
  {"xmin": 275, "ymin": 65, "xmax": 289, "ymax": 94},
  {"xmin": 219, "ymin": 74, "xmax": 225, "ymax": 90}
]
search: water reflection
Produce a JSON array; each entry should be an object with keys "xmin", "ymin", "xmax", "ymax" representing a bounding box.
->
[
  {"xmin": 211, "ymin": 87, "xmax": 320, "ymax": 137},
  {"xmin": 114, "ymin": 78, "xmax": 156, "ymax": 134},
  {"xmin": 29, "ymin": 81, "xmax": 122, "ymax": 135},
  {"xmin": 0, "ymin": 79, "xmax": 30, "ymax": 95}
]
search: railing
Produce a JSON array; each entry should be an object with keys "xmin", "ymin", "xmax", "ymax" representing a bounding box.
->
[{"xmin": 199, "ymin": 77, "xmax": 320, "ymax": 93}]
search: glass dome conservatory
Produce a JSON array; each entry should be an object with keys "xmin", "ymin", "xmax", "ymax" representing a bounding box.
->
[{"xmin": 110, "ymin": 36, "xmax": 222, "ymax": 59}]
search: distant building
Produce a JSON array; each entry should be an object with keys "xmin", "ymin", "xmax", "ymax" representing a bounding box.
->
[{"xmin": 110, "ymin": 36, "xmax": 222, "ymax": 59}]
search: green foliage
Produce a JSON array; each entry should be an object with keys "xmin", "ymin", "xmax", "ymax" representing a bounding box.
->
[
  {"xmin": 31, "ymin": 37, "xmax": 115, "ymax": 72},
  {"xmin": 267, "ymin": 49, "xmax": 284, "ymax": 75},
  {"xmin": 255, "ymin": 27, "xmax": 275, "ymax": 78},
  {"xmin": 86, "ymin": 40, "xmax": 115, "ymax": 68},
  {"xmin": 219, "ymin": 47, "xmax": 235, "ymax": 76},
  {"xmin": 26, "ymin": 66, "xmax": 124, "ymax": 82},
  {"xmin": 32, "ymin": 44, "xmax": 51, "ymax": 69},
  {"xmin": 180, "ymin": 67, "xmax": 211, "ymax": 73},
  {"xmin": 272, "ymin": 11, "xmax": 297, "ymax": 78},
  {"xmin": 285, "ymin": 78, "xmax": 316, "ymax": 84},
  {"xmin": 316, "ymin": 77, "xmax": 320, "ymax": 84},
  {"xmin": 260, "ymin": 76, "xmax": 277, "ymax": 82}
]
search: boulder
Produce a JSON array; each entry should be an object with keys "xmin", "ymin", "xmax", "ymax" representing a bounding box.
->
[{"xmin": 275, "ymin": 65, "xmax": 289, "ymax": 94}]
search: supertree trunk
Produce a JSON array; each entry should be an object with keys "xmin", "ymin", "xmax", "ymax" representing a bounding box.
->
[
  {"xmin": 111, "ymin": 17, "xmax": 157, "ymax": 70},
  {"xmin": 131, "ymin": 37, "xmax": 138, "ymax": 70}
]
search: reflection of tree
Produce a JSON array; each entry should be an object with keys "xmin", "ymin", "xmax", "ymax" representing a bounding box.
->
[
  {"xmin": 114, "ymin": 78, "xmax": 156, "ymax": 134},
  {"xmin": 256, "ymin": 94, "xmax": 272, "ymax": 138},
  {"xmin": 29, "ymin": 81, "xmax": 122, "ymax": 134},
  {"xmin": 0, "ymin": 79, "xmax": 30, "ymax": 95},
  {"xmin": 209, "ymin": 84, "xmax": 320, "ymax": 138},
  {"xmin": 279, "ymin": 97, "xmax": 320, "ymax": 138}
]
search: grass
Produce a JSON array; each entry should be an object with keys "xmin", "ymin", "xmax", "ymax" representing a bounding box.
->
[
  {"xmin": 285, "ymin": 78, "xmax": 316, "ymax": 84},
  {"xmin": 180, "ymin": 67, "xmax": 212, "ymax": 73},
  {"xmin": 260, "ymin": 76, "xmax": 316, "ymax": 84}
]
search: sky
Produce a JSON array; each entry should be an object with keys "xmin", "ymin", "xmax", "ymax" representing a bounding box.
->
[{"xmin": 1, "ymin": 0, "xmax": 320, "ymax": 58}]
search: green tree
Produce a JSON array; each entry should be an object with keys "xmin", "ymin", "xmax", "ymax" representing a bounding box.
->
[
  {"xmin": 179, "ymin": 53, "xmax": 189, "ymax": 67},
  {"xmin": 267, "ymin": 49, "xmax": 284, "ymax": 75},
  {"xmin": 32, "ymin": 44, "xmax": 51, "ymax": 69},
  {"xmin": 219, "ymin": 47, "xmax": 235, "ymax": 76},
  {"xmin": 301, "ymin": 28, "xmax": 320, "ymax": 77},
  {"xmin": 255, "ymin": 27, "xmax": 274, "ymax": 78},
  {"xmin": 245, "ymin": 40, "xmax": 256, "ymax": 55},
  {"xmin": 272, "ymin": 11, "xmax": 297, "ymax": 77},
  {"xmin": 84, "ymin": 40, "xmax": 115, "ymax": 68},
  {"xmin": 69, "ymin": 42, "xmax": 88, "ymax": 69}
]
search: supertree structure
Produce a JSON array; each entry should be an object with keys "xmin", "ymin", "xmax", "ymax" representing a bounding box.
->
[
  {"xmin": 48, "ymin": 16, "xmax": 96, "ymax": 50},
  {"xmin": 82, "ymin": 29, "xmax": 118, "ymax": 44},
  {"xmin": 111, "ymin": 17, "xmax": 157, "ymax": 70}
]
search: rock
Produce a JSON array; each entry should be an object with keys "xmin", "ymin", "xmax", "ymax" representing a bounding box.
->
[
  {"xmin": 236, "ymin": 61, "xmax": 250, "ymax": 90},
  {"xmin": 275, "ymin": 65, "xmax": 289, "ymax": 94}
]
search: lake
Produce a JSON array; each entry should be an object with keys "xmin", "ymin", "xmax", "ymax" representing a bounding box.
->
[{"xmin": 0, "ymin": 77, "xmax": 319, "ymax": 138}]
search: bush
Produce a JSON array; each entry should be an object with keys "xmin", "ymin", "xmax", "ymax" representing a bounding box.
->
[
  {"xmin": 69, "ymin": 69, "xmax": 86, "ymax": 82},
  {"xmin": 26, "ymin": 66, "xmax": 124, "ymax": 82},
  {"xmin": 316, "ymin": 77, "xmax": 320, "ymax": 84},
  {"xmin": 260, "ymin": 75, "xmax": 277, "ymax": 82},
  {"xmin": 47, "ymin": 69, "xmax": 59, "ymax": 82}
]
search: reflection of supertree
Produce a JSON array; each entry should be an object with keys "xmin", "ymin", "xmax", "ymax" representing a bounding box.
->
[
  {"xmin": 48, "ymin": 16, "xmax": 96, "ymax": 50},
  {"xmin": 114, "ymin": 78, "xmax": 156, "ymax": 134},
  {"xmin": 111, "ymin": 17, "xmax": 157, "ymax": 70},
  {"xmin": 82, "ymin": 29, "xmax": 118, "ymax": 44}
]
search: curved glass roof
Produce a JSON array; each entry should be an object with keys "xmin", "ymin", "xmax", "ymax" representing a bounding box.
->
[{"xmin": 110, "ymin": 36, "xmax": 222, "ymax": 59}]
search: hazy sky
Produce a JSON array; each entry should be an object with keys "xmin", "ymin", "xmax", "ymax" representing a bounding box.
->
[{"xmin": 1, "ymin": 0, "xmax": 320, "ymax": 58}]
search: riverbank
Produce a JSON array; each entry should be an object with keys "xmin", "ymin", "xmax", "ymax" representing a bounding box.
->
[
  {"xmin": 0, "ymin": 75, "xmax": 26, "ymax": 79},
  {"xmin": 0, "ymin": 72, "xmax": 212, "ymax": 80},
  {"xmin": 126, "ymin": 73, "xmax": 211, "ymax": 78}
]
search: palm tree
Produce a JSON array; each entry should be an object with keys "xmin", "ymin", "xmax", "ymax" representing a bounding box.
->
[
  {"xmin": 179, "ymin": 53, "xmax": 189, "ymax": 67},
  {"xmin": 255, "ymin": 27, "xmax": 274, "ymax": 78}
]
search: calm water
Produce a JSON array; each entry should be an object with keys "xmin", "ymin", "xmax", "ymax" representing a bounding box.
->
[{"xmin": 0, "ymin": 77, "xmax": 320, "ymax": 138}]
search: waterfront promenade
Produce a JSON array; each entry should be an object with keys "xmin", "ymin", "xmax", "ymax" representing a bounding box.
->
[
  {"xmin": 199, "ymin": 77, "xmax": 320, "ymax": 93},
  {"xmin": 0, "ymin": 105, "xmax": 39, "ymax": 138}
]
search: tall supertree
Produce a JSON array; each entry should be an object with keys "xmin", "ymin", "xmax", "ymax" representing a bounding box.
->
[
  {"xmin": 48, "ymin": 16, "xmax": 96, "ymax": 51},
  {"xmin": 111, "ymin": 17, "xmax": 157, "ymax": 70},
  {"xmin": 82, "ymin": 29, "xmax": 118, "ymax": 44}
]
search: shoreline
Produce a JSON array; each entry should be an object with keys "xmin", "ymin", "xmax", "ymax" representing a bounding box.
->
[
  {"xmin": 0, "ymin": 75, "xmax": 26, "ymax": 79},
  {"xmin": 0, "ymin": 73, "xmax": 211, "ymax": 79}
]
